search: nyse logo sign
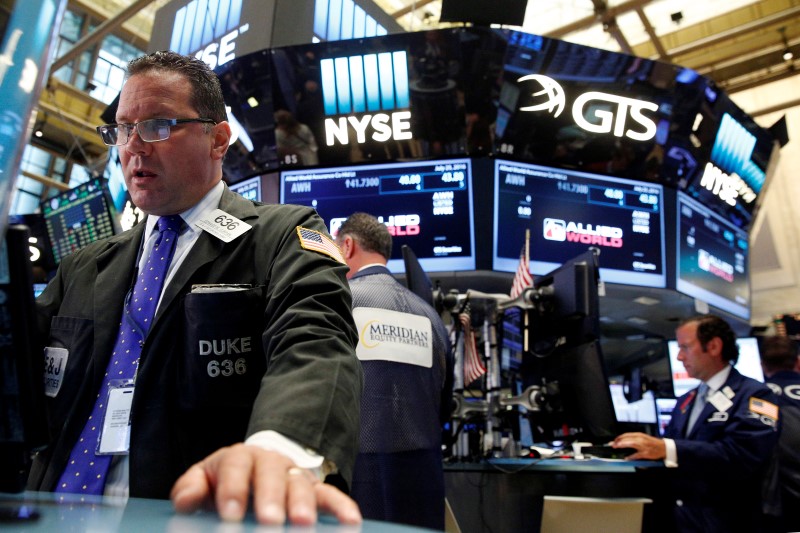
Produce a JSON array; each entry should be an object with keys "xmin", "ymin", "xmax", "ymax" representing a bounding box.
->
[
  {"xmin": 698, "ymin": 162, "xmax": 757, "ymax": 207},
  {"xmin": 170, "ymin": 0, "xmax": 248, "ymax": 68},
  {"xmin": 320, "ymin": 51, "xmax": 412, "ymax": 146},
  {"xmin": 518, "ymin": 74, "xmax": 658, "ymax": 142},
  {"xmin": 704, "ymin": 113, "xmax": 764, "ymax": 208}
]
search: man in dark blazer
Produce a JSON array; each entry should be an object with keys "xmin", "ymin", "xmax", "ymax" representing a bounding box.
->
[
  {"xmin": 614, "ymin": 315, "xmax": 779, "ymax": 532},
  {"xmin": 29, "ymin": 51, "xmax": 362, "ymax": 526},
  {"xmin": 336, "ymin": 213, "xmax": 453, "ymax": 530},
  {"xmin": 760, "ymin": 335, "xmax": 800, "ymax": 531}
]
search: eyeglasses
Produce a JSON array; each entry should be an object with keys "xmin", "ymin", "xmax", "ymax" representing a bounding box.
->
[{"xmin": 96, "ymin": 118, "xmax": 217, "ymax": 146}]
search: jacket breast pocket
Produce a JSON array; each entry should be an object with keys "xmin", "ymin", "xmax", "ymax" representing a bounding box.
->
[{"xmin": 178, "ymin": 286, "xmax": 266, "ymax": 412}]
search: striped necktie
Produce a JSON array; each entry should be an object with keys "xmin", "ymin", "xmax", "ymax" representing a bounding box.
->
[{"xmin": 56, "ymin": 215, "xmax": 183, "ymax": 495}]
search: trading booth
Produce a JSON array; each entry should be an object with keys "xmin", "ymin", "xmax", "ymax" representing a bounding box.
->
[
  {"xmin": 206, "ymin": 25, "xmax": 780, "ymax": 532},
  {"xmin": 4, "ymin": 18, "xmax": 780, "ymax": 533}
]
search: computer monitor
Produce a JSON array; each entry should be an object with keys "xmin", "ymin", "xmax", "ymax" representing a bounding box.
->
[
  {"xmin": 401, "ymin": 244, "xmax": 434, "ymax": 307},
  {"xmin": 493, "ymin": 159, "xmax": 666, "ymax": 288},
  {"xmin": 666, "ymin": 337, "xmax": 765, "ymax": 398},
  {"xmin": 280, "ymin": 158, "xmax": 476, "ymax": 273},
  {"xmin": 0, "ymin": 226, "xmax": 49, "ymax": 493},
  {"xmin": 656, "ymin": 398, "xmax": 678, "ymax": 436},
  {"xmin": 608, "ymin": 382, "xmax": 658, "ymax": 425},
  {"xmin": 518, "ymin": 250, "xmax": 617, "ymax": 443},
  {"xmin": 229, "ymin": 176, "xmax": 262, "ymax": 202},
  {"xmin": 40, "ymin": 178, "xmax": 120, "ymax": 265},
  {"xmin": 675, "ymin": 191, "xmax": 750, "ymax": 320}
]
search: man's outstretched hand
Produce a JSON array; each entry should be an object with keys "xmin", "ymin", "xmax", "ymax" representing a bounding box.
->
[{"xmin": 170, "ymin": 443, "xmax": 362, "ymax": 526}]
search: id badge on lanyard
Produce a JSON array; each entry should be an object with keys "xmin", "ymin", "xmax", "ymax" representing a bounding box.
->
[{"xmin": 97, "ymin": 380, "xmax": 135, "ymax": 455}]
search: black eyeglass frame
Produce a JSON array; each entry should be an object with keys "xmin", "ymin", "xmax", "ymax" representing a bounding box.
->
[{"xmin": 95, "ymin": 118, "xmax": 217, "ymax": 146}]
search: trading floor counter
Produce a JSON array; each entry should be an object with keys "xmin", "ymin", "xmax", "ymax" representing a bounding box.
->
[
  {"xmin": 444, "ymin": 457, "xmax": 671, "ymax": 533},
  {"xmin": 0, "ymin": 492, "xmax": 432, "ymax": 532}
]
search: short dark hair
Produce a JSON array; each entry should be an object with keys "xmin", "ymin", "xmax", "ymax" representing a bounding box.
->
[
  {"xmin": 126, "ymin": 50, "xmax": 227, "ymax": 124},
  {"xmin": 760, "ymin": 335, "xmax": 798, "ymax": 372},
  {"xmin": 680, "ymin": 315, "xmax": 739, "ymax": 363},
  {"xmin": 337, "ymin": 212, "xmax": 392, "ymax": 260}
]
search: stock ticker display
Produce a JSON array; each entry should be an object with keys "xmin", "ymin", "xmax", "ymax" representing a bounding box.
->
[
  {"xmin": 494, "ymin": 159, "xmax": 666, "ymax": 288},
  {"xmin": 41, "ymin": 179, "xmax": 118, "ymax": 265},
  {"xmin": 676, "ymin": 192, "xmax": 750, "ymax": 319},
  {"xmin": 280, "ymin": 158, "xmax": 475, "ymax": 273}
]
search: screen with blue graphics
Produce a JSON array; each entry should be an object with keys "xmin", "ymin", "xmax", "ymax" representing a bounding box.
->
[
  {"xmin": 40, "ymin": 179, "xmax": 120, "ymax": 266},
  {"xmin": 281, "ymin": 158, "xmax": 475, "ymax": 273}
]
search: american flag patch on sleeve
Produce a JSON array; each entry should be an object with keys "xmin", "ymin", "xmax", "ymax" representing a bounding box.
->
[
  {"xmin": 296, "ymin": 227, "xmax": 345, "ymax": 264},
  {"xmin": 749, "ymin": 397, "xmax": 779, "ymax": 421}
]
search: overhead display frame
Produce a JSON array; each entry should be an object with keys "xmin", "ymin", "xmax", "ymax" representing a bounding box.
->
[
  {"xmin": 212, "ymin": 27, "xmax": 777, "ymax": 230},
  {"xmin": 493, "ymin": 158, "xmax": 666, "ymax": 288},
  {"xmin": 675, "ymin": 191, "xmax": 750, "ymax": 320},
  {"xmin": 281, "ymin": 158, "xmax": 476, "ymax": 273}
]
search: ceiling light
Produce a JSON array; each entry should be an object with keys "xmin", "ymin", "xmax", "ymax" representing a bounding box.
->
[{"xmin": 779, "ymin": 27, "xmax": 793, "ymax": 62}]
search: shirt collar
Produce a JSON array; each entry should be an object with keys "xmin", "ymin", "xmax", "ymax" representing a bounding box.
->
[
  {"xmin": 358, "ymin": 263, "xmax": 387, "ymax": 272},
  {"xmin": 705, "ymin": 364, "xmax": 732, "ymax": 393},
  {"xmin": 143, "ymin": 181, "xmax": 225, "ymax": 236}
]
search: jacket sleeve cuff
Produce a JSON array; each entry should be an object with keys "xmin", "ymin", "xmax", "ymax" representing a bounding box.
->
[
  {"xmin": 245, "ymin": 430, "xmax": 335, "ymax": 480},
  {"xmin": 663, "ymin": 438, "xmax": 678, "ymax": 468}
]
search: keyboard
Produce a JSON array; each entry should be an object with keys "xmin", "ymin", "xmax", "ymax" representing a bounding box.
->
[{"xmin": 579, "ymin": 445, "xmax": 637, "ymax": 459}]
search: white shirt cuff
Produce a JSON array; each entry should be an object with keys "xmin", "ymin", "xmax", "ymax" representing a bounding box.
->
[
  {"xmin": 245, "ymin": 430, "xmax": 326, "ymax": 480},
  {"xmin": 663, "ymin": 438, "xmax": 678, "ymax": 468}
]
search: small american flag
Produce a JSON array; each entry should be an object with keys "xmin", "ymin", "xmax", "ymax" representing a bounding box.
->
[
  {"xmin": 510, "ymin": 229, "xmax": 532, "ymax": 298},
  {"xmin": 296, "ymin": 227, "xmax": 345, "ymax": 264},
  {"xmin": 460, "ymin": 305, "xmax": 485, "ymax": 385},
  {"xmin": 749, "ymin": 397, "xmax": 779, "ymax": 420}
]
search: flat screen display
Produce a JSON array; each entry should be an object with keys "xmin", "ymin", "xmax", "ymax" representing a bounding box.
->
[
  {"xmin": 656, "ymin": 398, "xmax": 677, "ymax": 436},
  {"xmin": 493, "ymin": 159, "xmax": 665, "ymax": 287},
  {"xmin": 667, "ymin": 337, "xmax": 765, "ymax": 398},
  {"xmin": 609, "ymin": 383, "xmax": 658, "ymax": 424},
  {"xmin": 229, "ymin": 176, "xmax": 262, "ymax": 202},
  {"xmin": 40, "ymin": 179, "xmax": 119, "ymax": 265},
  {"xmin": 676, "ymin": 192, "xmax": 750, "ymax": 319},
  {"xmin": 280, "ymin": 158, "xmax": 475, "ymax": 273}
]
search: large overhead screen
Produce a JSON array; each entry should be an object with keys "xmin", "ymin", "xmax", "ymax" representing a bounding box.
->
[
  {"xmin": 213, "ymin": 26, "xmax": 777, "ymax": 216},
  {"xmin": 676, "ymin": 192, "xmax": 750, "ymax": 319},
  {"xmin": 493, "ymin": 30, "xmax": 776, "ymax": 230},
  {"xmin": 493, "ymin": 159, "xmax": 666, "ymax": 287},
  {"xmin": 281, "ymin": 158, "xmax": 475, "ymax": 273}
]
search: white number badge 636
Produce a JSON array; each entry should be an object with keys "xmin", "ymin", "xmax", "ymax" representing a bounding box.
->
[{"xmin": 196, "ymin": 208, "xmax": 252, "ymax": 243}]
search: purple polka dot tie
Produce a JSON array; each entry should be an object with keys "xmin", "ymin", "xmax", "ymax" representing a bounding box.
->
[{"xmin": 56, "ymin": 215, "xmax": 183, "ymax": 495}]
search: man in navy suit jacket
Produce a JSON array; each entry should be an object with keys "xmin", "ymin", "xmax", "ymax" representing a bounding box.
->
[{"xmin": 614, "ymin": 315, "xmax": 779, "ymax": 532}]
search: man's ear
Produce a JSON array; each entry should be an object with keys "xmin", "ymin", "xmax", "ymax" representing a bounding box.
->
[
  {"xmin": 707, "ymin": 336, "xmax": 724, "ymax": 358},
  {"xmin": 210, "ymin": 121, "xmax": 232, "ymax": 160},
  {"xmin": 340, "ymin": 235, "xmax": 354, "ymax": 260}
]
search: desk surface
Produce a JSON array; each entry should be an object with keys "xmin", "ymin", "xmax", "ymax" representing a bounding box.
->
[
  {"xmin": 445, "ymin": 457, "xmax": 662, "ymax": 474},
  {"xmin": 0, "ymin": 492, "xmax": 433, "ymax": 532}
]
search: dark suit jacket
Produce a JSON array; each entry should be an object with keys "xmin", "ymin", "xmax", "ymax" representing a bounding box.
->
[
  {"xmin": 664, "ymin": 367, "xmax": 779, "ymax": 532},
  {"xmin": 29, "ymin": 186, "xmax": 362, "ymax": 498}
]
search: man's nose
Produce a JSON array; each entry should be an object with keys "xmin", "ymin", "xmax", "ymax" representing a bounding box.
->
[{"xmin": 125, "ymin": 126, "xmax": 151, "ymax": 154}]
